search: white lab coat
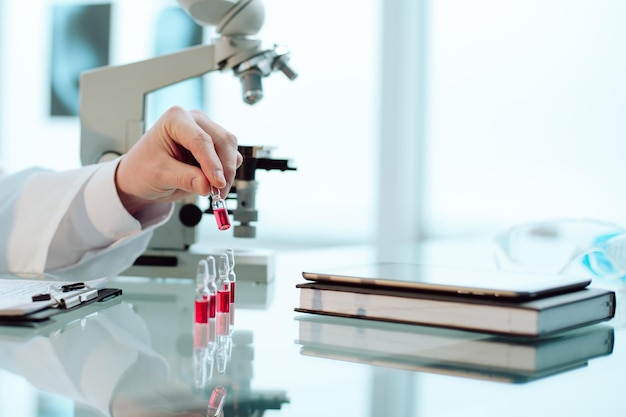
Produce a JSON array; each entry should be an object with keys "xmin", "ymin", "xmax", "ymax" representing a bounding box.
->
[{"xmin": 0, "ymin": 159, "xmax": 173, "ymax": 281}]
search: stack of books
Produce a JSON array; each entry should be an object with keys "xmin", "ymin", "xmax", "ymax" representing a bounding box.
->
[{"xmin": 294, "ymin": 262, "xmax": 616, "ymax": 337}]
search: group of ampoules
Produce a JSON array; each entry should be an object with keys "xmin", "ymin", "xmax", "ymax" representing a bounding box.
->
[{"xmin": 193, "ymin": 248, "xmax": 237, "ymax": 390}]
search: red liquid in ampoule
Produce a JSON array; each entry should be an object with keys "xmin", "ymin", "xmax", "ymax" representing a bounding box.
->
[
  {"xmin": 207, "ymin": 386, "xmax": 227, "ymax": 417},
  {"xmin": 208, "ymin": 294, "xmax": 216, "ymax": 318},
  {"xmin": 214, "ymin": 207, "xmax": 231, "ymax": 230},
  {"xmin": 217, "ymin": 289, "xmax": 230, "ymax": 313},
  {"xmin": 195, "ymin": 298, "xmax": 209, "ymax": 323},
  {"xmin": 230, "ymin": 281, "xmax": 235, "ymax": 304}
]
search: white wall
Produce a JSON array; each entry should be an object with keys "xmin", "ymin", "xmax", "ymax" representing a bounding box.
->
[
  {"xmin": 0, "ymin": 0, "xmax": 181, "ymax": 174},
  {"xmin": 0, "ymin": 1, "xmax": 82, "ymax": 172},
  {"xmin": 425, "ymin": 0, "xmax": 626, "ymax": 237}
]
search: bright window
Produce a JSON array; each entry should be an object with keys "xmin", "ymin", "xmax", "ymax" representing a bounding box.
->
[{"xmin": 425, "ymin": 0, "xmax": 626, "ymax": 238}]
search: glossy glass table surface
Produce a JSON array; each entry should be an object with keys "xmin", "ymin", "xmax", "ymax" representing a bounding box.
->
[{"xmin": 0, "ymin": 242, "xmax": 624, "ymax": 417}]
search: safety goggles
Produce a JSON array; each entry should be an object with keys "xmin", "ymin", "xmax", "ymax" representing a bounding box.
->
[{"xmin": 494, "ymin": 218, "xmax": 626, "ymax": 280}]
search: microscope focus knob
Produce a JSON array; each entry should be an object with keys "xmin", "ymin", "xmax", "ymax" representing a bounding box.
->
[{"xmin": 179, "ymin": 204, "xmax": 204, "ymax": 227}]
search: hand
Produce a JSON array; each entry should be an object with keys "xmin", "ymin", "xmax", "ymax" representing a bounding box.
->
[{"xmin": 115, "ymin": 106, "xmax": 243, "ymax": 215}]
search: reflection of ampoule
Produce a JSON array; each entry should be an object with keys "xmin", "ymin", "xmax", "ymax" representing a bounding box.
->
[
  {"xmin": 206, "ymin": 386, "xmax": 227, "ymax": 417},
  {"xmin": 194, "ymin": 260, "xmax": 210, "ymax": 323},
  {"xmin": 211, "ymin": 188, "xmax": 231, "ymax": 231},
  {"xmin": 193, "ymin": 322, "xmax": 209, "ymax": 389},
  {"xmin": 215, "ymin": 331, "xmax": 231, "ymax": 376}
]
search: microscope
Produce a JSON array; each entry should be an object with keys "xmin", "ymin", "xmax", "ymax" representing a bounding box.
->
[{"xmin": 79, "ymin": 0, "xmax": 296, "ymax": 283}]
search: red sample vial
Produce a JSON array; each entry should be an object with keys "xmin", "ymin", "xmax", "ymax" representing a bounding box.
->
[
  {"xmin": 207, "ymin": 386, "xmax": 227, "ymax": 417},
  {"xmin": 194, "ymin": 259, "xmax": 211, "ymax": 323},
  {"xmin": 217, "ymin": 289, "xmax": 230, "ymax": 313},
  {"xmin": 212, "ymin": 196, "xmax": 231, "ymax": 231},
  {"xmin": 226, "ymin": 248, "xmax": 237, "ymax": 304},
  {"xmin": 195, "ymin": 297, "xmax": 209, "ymax": 323},
  {"xmin": 206, "ymin": 256, "xmax": 218, "ymax": 319},
  {"xmin": 216, "ymin": 254, "xmax": 231, "ymax": 313}
]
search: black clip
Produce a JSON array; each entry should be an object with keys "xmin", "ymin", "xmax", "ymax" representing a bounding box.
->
[
  {"xmin": 32, "ymin": 293, "xmax": 52, "ymax": 302},
  {"xmin": 61, "ymin": 282, "xmax": 85, "ymax": 292}
]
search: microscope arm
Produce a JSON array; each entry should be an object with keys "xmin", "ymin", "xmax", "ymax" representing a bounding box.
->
[
  {"xmin": 80, "ymin": 43, "xmax": 216, "ymax": 165},
  {"xmin": 79, "ymin": 36, "xmax": 264, "ymax": 165}
]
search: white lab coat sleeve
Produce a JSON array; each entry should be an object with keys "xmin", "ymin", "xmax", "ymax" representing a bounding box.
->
[{"xmin": 1, "ymin": 160, "xmax": 173, "ymax": 280}]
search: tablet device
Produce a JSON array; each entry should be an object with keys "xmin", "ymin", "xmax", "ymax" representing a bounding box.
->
[{"xmin": 301, "ymin": 262, "xmax": 592, "ymax": 299}]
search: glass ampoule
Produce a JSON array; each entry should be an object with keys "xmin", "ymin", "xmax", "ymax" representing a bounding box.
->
[
  {"xmin": 206, "ymin": 386, "xmax": 227, "ymax": 417},
  {"xmin": 216, "ymin": 254, "xmax": 231, "ymax": 313},
  {"xmin": 206, "ymin": 256, "xmax": 218, "ymax": 320},
  {"xmin": 194, "ymin": 259, "xmax": 210, "ymax": 323},
  {"xmin": 226, "ymin": 248, "xmax": 236, "ymax": 304},
  {"xmin": 211, "ymin": 188, "xmax": 231, "ymax": 231}
]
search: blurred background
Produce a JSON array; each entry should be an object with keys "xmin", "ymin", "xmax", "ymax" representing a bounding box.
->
[{"xmin": 1, "ymin": 0, "xmax": 625, "ymax": 253}]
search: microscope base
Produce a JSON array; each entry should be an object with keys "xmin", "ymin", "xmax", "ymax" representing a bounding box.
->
[{"xmin": 123, "ymin": 247, "xmax": 275, "ymax": 283}]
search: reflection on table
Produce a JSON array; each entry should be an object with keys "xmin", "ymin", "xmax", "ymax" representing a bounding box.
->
[
  {"xmin": 295, "ymin": 315, "xmax": 615, "ymax": 384},
  {"xmin": 0, "ymin": 274, "xmax": 288, "ymax": 417}
]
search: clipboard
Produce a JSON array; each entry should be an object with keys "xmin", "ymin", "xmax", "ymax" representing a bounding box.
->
[{"xmin": 0, "ymin": 287, "xmax": 123, "ymax": 327}]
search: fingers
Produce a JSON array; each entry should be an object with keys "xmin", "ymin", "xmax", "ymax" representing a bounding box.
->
[
  {"xmin": 116, "ymin": 107, "xmax": 242, "ymax": 215},
  {"xmin": 161, "ymin": 108, "xmax": 225, "ymax": 188},
  {"xmin": 190, "ymin": 109, "xmax": 241, "ymax": 186},
  {"xmin": 162, "ymin": 107, "xmax": 241, "ymax": 195}
]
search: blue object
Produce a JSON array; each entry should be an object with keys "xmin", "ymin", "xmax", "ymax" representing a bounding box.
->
[{"xmin": 581, "ymin": 233, "xmax": 625, "ymax": 279}]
